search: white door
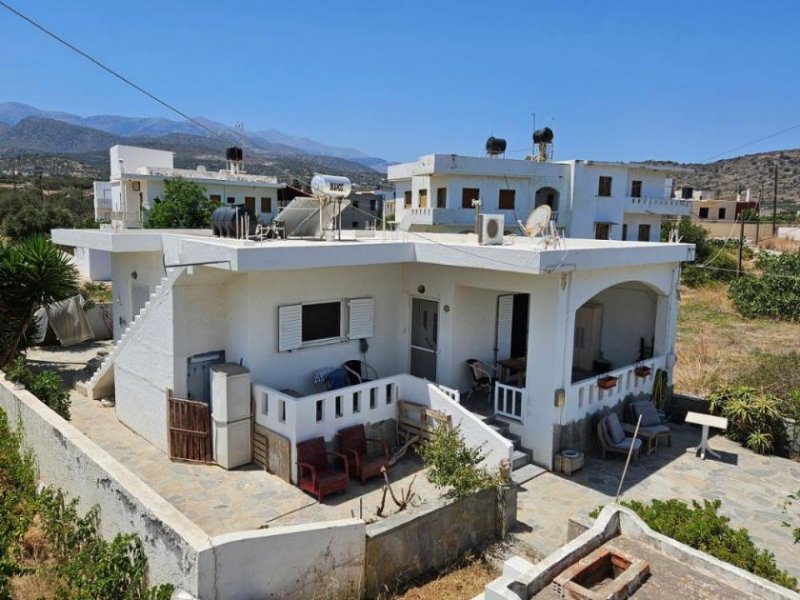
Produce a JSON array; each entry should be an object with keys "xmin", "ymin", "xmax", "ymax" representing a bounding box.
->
[
  {"xmin": 495, "ymin": 294, "xmax": 514, "ymax": 363},
  {"xmin": 573, "ymin": 304, "xmax": 602, "ymax": 372}
]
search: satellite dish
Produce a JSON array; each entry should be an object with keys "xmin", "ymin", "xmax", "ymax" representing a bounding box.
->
[{"xmin": 525, "ymin": 205, "xmax": 552, "ymax": 238}]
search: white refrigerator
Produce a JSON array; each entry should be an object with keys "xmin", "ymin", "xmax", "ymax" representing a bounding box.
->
[{"xmin": 209, "ymin": 363, "xmax": 252, "ymax": 469}]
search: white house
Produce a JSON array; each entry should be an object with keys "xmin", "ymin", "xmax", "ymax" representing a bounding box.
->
[
  {"xmin": 52, "ymin": 225, "xmax": 694, "ymax": 478},
  {"xmin": 98, "ymin": 145, "xmax": 285, "ymax": 228},
  {"xmin": 388, "ymin": 153, "xmax": 692, "ymax": 242}
]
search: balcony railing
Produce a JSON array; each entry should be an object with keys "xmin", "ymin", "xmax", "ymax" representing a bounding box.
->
[
  {"xmin": 626, "ymin": 197, "xmax": 691, "ymax": 215},
  {"xmin": 494, "ymin": 381, "xmax": 525, "ymax": 421},
  {"xmin": 253, "ymin": 373, "xmax": 512, "ymax": 483}
]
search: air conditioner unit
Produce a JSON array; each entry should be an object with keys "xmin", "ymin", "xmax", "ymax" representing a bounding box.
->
[{"xmin": 479, "ymin": 214, "xmax": 505, "ymax": 245}]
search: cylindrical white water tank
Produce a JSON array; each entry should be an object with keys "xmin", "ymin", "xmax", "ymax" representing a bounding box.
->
[{"xmin": 310, "ymin": 174, "xmax": 352, "ymax": 198}]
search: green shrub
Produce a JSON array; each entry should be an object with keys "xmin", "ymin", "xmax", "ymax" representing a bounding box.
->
[
  {"xmin": 665, "ymin": 219, "xmax": 740, "ymax": 287},
  {"xmin": 5, "ymin": 357, "xmax": 71, "ymax": 420},
  {"xmin": 609, "ymin": 499, "xmax": 797, "ymax": 591},
  {"xmin": 707, "ymin": 386, "xmax": 787, "ymax": 455},
  {"xmin": 728, "ymin": 252, "xmax": 800, "ymax": 321},
  {"xmin": 734, "ymin": 351, "xmax": 800, "ymax": 401},
  {"xmin": 421, "ymin": 425, "xmax": 501, "ymax": 500}
]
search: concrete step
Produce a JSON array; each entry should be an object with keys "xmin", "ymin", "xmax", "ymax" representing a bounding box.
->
[
  {"xmin": 504, "ymin": 432, "xmax": 522, "ymax": 449},
  {"xmin": 511, "ymin": 463, "xmax": 546, "ymax": 485},
  {"xmin": 511, "ymin": 449, "xmax": 530, "ymax": 470}
]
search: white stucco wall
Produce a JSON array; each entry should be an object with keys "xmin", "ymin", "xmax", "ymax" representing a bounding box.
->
[
  {"xmin": 0, "ymin": 375, "xmax": 206, "ymax": 592},
  {"xmin": 110, "ymin": 250, "xmax": 165, "ymax": 339},
  {"xmin": 72, "ymin": 247, "xmax": 112, "ymax": 281}
]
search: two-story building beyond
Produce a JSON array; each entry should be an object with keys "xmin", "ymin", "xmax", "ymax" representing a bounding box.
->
[{"xmin": 388, "ymin": 152, "xmax": 692, "ymax": 242}]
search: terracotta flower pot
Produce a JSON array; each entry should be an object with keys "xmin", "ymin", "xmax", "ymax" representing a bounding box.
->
[
  {"xmin": 597, "ymin": 376, "xmax": 618, "ymax": 390},
  {"xmin": 634, "ymin": 367, "xmax": 652, "ymax": 378}
]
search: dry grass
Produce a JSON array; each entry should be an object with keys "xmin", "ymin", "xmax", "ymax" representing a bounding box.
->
[
  {"xmin": 674, "ymin": 284, "xmax": 800, "ymax": 397},
  {"xmin": 390, "ymin": 554, "xmax": 499, "ymax": 600},
  {"xmin": 758, "ymin": 237, "xmax": 800, "ymax": 253}
]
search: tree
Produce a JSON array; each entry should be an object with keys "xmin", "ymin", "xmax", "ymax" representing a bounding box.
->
[
  {"xmin": 0, "ymin": 236, "xmax": 79, "ymax": 366},
  {"xmin": 144, "ymin": 178, "xmax": 217, "ymax": 229}
]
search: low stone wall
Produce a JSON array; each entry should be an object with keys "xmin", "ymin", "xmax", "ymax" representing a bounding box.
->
[
  {"xmin": 364, "ymin": 484, "xmax": 517, "ymax": 597},
  {"xmin": 0, "ymin": 374, "xmax": 206, "ymax": 592}
]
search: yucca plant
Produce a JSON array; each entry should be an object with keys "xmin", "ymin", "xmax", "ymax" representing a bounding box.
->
[
  {"xmin": 0, "ymin": 235, "xmax": 79, "ymax": 366},
  {"xmin": 707, "ymin": 386, "xmax": 787, "ymax": 455}
]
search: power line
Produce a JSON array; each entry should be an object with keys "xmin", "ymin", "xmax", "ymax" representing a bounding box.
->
[
  {"xmin": 0, "ymin": 0, "xmax": 231, "ymax": 143},
  {"xmin": 699, "ymin": 122, "xmax": 800, "ymax": 163}
]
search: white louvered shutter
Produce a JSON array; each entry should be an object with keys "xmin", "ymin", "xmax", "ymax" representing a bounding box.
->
[
  {"xmin": 348, "ymin": 298, "xmax": 374, "ymax": 340},
  {"xmin": 495, "ymin": 294, "xmax": 514, "ymax": 361},
  {"xmin": 278, "ymin": 304, "xmax": 302, "ymax": 351}
]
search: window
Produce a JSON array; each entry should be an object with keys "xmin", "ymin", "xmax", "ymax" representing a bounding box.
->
[
  {"xmin": 301, "ymin": 302, "xmax": 341, "ymax": 344},
  {"xmin": 260, "ymin": 197, "xmax": 272, "ymax": 213},
  {"xmin": 595, "ymin": 223, "xmax": 611, "ymax": 240},
  {"xmin": 370, "ymin": 198, "xmax": 378, "ymax": 212},
  {"xmin": 637, "ymin": 224, "xmax": 651, "ymax": 241},
  {"xmin": 622, "ymin": 224, "xmax": 629, "ymax": 240},
  {"xmin": 315, "ymin": 399, "xmax": 324, "ymax": 422},
  {"xmin": 598, "ymin": 176, "xmax": 613, "ymax": 197},
  {"xmin": 419, "ymin": 189, "xmax": 428, "ymax": 208},
  {"xmin": 404, "ymin": 190, "xmax": 412, "ymax": 208},
  {"xmin": 498, "ymin": 189, "xmax": 516, "ymax": 210},
  {"xmin": 718, "ymin": 208, "xmax": 727, "ymax": 219},
  {"xmin": 462, "ymin": 187, "xmax": 480, "ymax": 209},
  {"xmin": 210, "ymin": 194, "xmax": 222, "ymax": 203},
  {"xmin": 698, "ymin": 207, "xmax": 709, "ymax": 219},
  {"xmin": 631, "ymin": 180, "xmax": 642, "ymax": 198},
  {"xmin": 369, "ymin": 388, "xmax": 378, "ymax": 409},
  {"xmin": 227, "ymin": 196, "xmax": 235, "ymax": 204},
  {"xmin": 278, "ymin": 298, "xmax": 373, "ymax": 351},
  {"xmin": 244, "ymin": 197, "xmax": 256, "ymax": 212},
  {"xmin": 352, "ymin": 391, "xmax": 361, "ymax": 413},
  {"xmin": 352, "ymin": 221, "xmax": 359, "ymax": 229},
  {"xmin": 352, "ymin": 199, "xmax": 360, "ymax": 209},
  {"xmin": 436, "ymin": 187, "xmax": 447, "ymax": 209},
  {"xmin": 335, "ymin": 395, "xmax": 343, "ymax": 418}
]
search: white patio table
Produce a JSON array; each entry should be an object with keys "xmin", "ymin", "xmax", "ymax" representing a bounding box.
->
[{"xmin": 685, "ymin": 411, "xmax": 728, "ymax": 460}]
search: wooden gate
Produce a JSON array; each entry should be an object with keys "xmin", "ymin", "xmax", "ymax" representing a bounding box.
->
[{"xmin": 167, "ymin": 394, "xmax": 213, "ymax": 463}]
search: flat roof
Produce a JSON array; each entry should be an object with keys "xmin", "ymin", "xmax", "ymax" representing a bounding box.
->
[{"xmin": 52, "ymin": 228, "xmax": 695, "ymax": 275}]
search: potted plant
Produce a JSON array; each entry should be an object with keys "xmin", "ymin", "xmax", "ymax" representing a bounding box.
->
[
  {"xmin": 597, "ymin": 375, "xmax": 618, "ymax": 390},
  {"xmin": 634, "ymin": 362, "xmax": 652, "ymax": 378}
]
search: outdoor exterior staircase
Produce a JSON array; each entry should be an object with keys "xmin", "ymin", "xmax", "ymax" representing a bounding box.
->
[
  {"xmin": 77, "ymin": 267, "xmax": 185, "ymax": 399},
  {"xmin": 483, "ymin": 416, "xmax": 545, "ymax": 485}
]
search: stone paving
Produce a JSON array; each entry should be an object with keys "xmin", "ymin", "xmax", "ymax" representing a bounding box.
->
[
  {"xmin": 27, "ymin": 342, "xmax": 443, "ymax": 537},
  {"xmin": 513, "ymin": 424, "xmax": 800, "ymax": 579}
]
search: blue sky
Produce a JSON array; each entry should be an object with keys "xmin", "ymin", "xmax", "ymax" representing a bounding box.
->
[{"xmin": 2, "ymin": 0, "xmax": 799, "ymax": 162}]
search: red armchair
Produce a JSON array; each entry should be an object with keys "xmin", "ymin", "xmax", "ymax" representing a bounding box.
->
[
  {"xmin": 296, "ymin": 437, "xmax": 349, "ymax": 502},
  {"xmin": 338, "ymin": 424, "xmax": 389, "ymax": 484}
]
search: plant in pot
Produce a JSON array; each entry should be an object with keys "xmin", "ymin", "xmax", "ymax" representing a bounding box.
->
[
  {"xmin": 597, "ymin": 375, "xmax": 619, "ymax": 390},
  {"xmin": 634, "ymin": 362, "xmax": 652, "ymax": 378}
]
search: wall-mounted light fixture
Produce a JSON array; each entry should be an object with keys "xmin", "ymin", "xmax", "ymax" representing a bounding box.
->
[
  {"xmin": 554, "ymin": 388, "xmax": 566, "ymax": 407},
  {"xmin": 131, "ymin": 271, "xmax": 138, "ymax": 279},
  {"xmin": 443, "ymin": 305, "xmax": 451, "ymax": 313},
  {"xmin": 417, "ymin": 285, "xmax": 425, "ymax": 294}
]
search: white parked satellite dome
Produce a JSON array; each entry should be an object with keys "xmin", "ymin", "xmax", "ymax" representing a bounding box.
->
[{"xmin": 310, "ymin": 174, "xmax": 352, "ymax": 198}]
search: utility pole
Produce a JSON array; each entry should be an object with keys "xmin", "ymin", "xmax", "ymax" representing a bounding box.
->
[
  {"xmin": 772, "ymin": 161, "xmax": 779, "ymax": 236},
  {"xmin": 755, "ymin": 181, "xmax": 763, "ymax": 245},
  {"xmin": 737, "ymin": 214, "xmax": 745, "ymax": 276}
]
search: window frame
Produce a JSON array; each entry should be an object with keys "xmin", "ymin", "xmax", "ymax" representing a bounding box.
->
[
  {"xmin": 637, "ymin": 224, "xmax": 651, "ymax": 242},
  {"xmin": 436, "ymin": 187, "xmax": 447, "ymax": 209},
  {"xmin": 462, "ymin": 187, "xmax": 480, "ymax": 209},
  {"xmin": 300, "ymin": 300, "xmax": 345, "ymax": 347},
  {"xmin": 718, "ymin": 207, "xmax": 727, "ymax": 220},
  {"xmin": 598, "ymin": 176, "xmax": 613, "ymax": 197},
  {"xmin": 404, "ymin": 190, "xmax": 412, "ymax": 208},
  {"xmin": 630, "ymin": 180, "xmax": 642, "ymax": 198},
  {"xmin": 418, "ymin": 188, "xmax": 428, "ymax": 208},
  {"xmin": 698, "ymin": 207, "xmax": 709, "ymax": 219},
  {"xmin": 594, "ymin": 223, "xmax": 611, "ymax": 240},
  {"xmin": 260, "ymin": 197, "xmax": 272, "ymax": 213},
  {"xmin": 498, "ymin": 189, "xmax": 516, "ymax": 210}
]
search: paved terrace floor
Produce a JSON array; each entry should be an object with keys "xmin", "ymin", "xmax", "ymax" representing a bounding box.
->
[{"xmin": 513, "ymin": 424, "xmax": 800, "ymax": 580}]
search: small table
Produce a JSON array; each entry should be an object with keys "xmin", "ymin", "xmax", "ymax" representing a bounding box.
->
[
  {"xmin": 685, "ymin": 412, "xmax": 728, "ymax": 460},
  {"xmin": 497, "ymin": 357, "xmax": 526, "ymax": 386}
]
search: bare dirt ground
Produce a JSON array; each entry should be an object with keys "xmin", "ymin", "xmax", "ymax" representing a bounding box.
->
[{"xmin": 673, "ymin": 284, "xmax": 800, "ymax": 397}]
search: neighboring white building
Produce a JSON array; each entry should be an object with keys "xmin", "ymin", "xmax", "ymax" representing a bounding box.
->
[
  {"xmin": 52, "ymin": 226, "xmax": 694, "ymax": 476},
  {"xmin": 98, "ymin": 145, "xmax": 285, "ymax": 228},
  {"xmin": 388, "ymin": 153, "xmax": 692, "ymax": 242}
]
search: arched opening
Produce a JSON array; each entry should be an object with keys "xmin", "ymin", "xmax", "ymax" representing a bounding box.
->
[
  {"xmin": 571, "ymin": 281, "xmax": 662, "ymax": 382},
  {"xmin": 535, "ymin": 187, "xmax": 559, "ymax": 213}
]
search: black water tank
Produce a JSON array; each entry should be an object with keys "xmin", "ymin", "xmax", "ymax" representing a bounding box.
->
[
  {"xmin": 225, "ymin": 146, "xmax": 243, "ymax": 161},
  {"xmin": 485, "ymin": 137, "xmax": 507, "ymax": 155},
  {"xmin": 211, "ymin": 205, "xmax": 257, "ymax": 237},
  {"xmin": 533, "ymin": 127, "xmax": 554, "ymax": 144}
]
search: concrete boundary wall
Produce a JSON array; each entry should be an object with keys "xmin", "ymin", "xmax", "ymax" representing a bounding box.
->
[{"xmin": 0, "ymin": 374, "xmax": 207, "ymax": 592}]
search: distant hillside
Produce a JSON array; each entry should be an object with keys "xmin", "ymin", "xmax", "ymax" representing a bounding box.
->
[
  {"xmin": 0, "ymin": 101, "xmax": 389, "ymax": 171},
  {"xmin": 651, "ymin": 149, "xmax": 800, "ymax": 207},
  {"xmin": 0, "ymin": 117, "xmax": 383, "ymax": 187}
]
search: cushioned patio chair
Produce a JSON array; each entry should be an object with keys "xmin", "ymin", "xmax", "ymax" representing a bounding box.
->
[
  {"xmin": 466, "ymin": 359, "xmax": 498, "ymax": 399},
  {"xmin": 623, "ymin": 400, "xmax": 672, "ymax": 453},
  {"xmin": 338, "ymin": 424, "xmax": 389, "ymax": 484},
  {"xmin": 597, "ymin": 413, "xmax": 641, "ymax": 461},
  {"xmin": 343, "ymin": 360, "xmax": 378, "ymax": 386},
  {"xmin": 296, "ymin": 437, "xmax": 349, "ymax": 502}
]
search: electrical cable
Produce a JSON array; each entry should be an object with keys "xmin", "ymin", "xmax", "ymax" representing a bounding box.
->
[
  {"xmin": 0, "ymin": 0, "xmax": 234, "ymax": 143},
  {"xmin": 700, "ymin": 122, "xmax": 800, "ymax": 163}
]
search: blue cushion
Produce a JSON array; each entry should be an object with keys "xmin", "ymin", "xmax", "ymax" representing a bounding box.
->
[
  {"xmin": 612, "ymin": 437, "xmax": 642, "ymax": 451},
  {"xmin": 605, "ymin": 413, "xmax": 626, "ymax": 445},
  {"xmin": 633, "ymin": 401, "xmax": 661, "ymax": 427},
  {"xmin": 325, "ymin": 368, "xmax": 349, "ymax": 390}
]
